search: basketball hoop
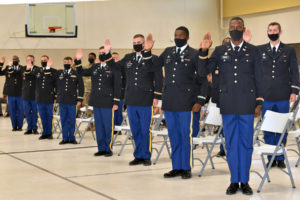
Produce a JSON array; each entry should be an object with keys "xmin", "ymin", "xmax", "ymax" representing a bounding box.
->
[{"xmin": 48, "ymin": 26, "xmax": 62, "ymax": 33}]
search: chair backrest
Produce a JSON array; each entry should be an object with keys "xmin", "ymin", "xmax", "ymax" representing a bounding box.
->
[
  {"xmin": 260, "ymin": 110, "xmax": 292, "ymax": 134},
  {"xmin": 204, "ymin": 106, "xmax": 222, "ymax": 126},
  {"xmin": 88, "ymin": 106, "xmax": 94, "ymax": 111}
]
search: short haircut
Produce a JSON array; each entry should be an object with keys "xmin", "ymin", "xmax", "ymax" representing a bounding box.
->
[
  {"xmin": 133, "ymin": 34, "xmax": 144, "ymax": 39},
  {"xmin": 64, "ymin": 56, "xmax": 73, "ymax": 61},
  {"xmin": 99, "ymin": 46, "xmax": 104, "ymax": 50},
  {"xmin": 12, "ymin": 55, "xmax": 19, "ymax": 61},
  {"xmin": 27, "ymin": 55, "xmax": 35, "ymax": 60},
  {"xmin": 230, "ymin": 17, "xmax": 244, "ymax": 27},
  {"xmin": 175, "ymin": 26, "xmax": 189, "ymax": 38},
  {"xmin": 112, "ymin": 52, "xmax": 119, "ymax": 55},
  {"xmin": 88, "ymin": 52, "xmax": 96, "ymax": 57},
  {"xmin": 41, "ymin": 55, "xmax": 49, "ymax": 59},
  {"xmin": 268, "ymin": 22, "xmax": 281, "ymax": 32}
]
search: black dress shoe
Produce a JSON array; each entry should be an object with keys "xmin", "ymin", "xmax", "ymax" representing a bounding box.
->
[
  {"xmin": 17, "ymin": 127, "xmax": 22, "ymax": 131},
  {"xmin": 216, "ymin": 150, "xmax": 226, "ymax": 157},
  {"xmin": 94, "ymin": 151, "xmax": 106, "ymax": 156},
  {"xmin": 181, "ymin": 170, "xmax": 192, "ymax": 179},
  {"xmin": 277, "ymin": 160, "xmax": 286, "ymax": 169},
  {"xmin": 69, "ymin": 140, "xmax": 78, "ymax": 144},
  {"xmin": 240, "ymin": 183, "xmax": 253, "ymax": 195},
  {"xmin": 59, "ymin": 140, "xmax": 68, "ymax": 145},
  {"xmin": 143, "ymin": 159, "xmax": 152, "ymax": 166},
  {"xmin": 266, "ymin": 160, "xmax": 277, "ymax": 168},
  {"xmin": 24, "ymin": 130, "xmax": 33, "ymax": 135},
  {"xmin": 104, "ymin": 151, "xmax": 113, "ymax": 157},
  {"xmin": 164, "ymin": 170, "xmax": 183, "ymax": 178},
  {"xmin": 32, "ymin": 130, "xmax": 39, "ymax": 134},
  {"xmin": 12, "ymin": 127, "xmax": 18, "ymax": 131},
  {"xmin": 129, "ymin": 158, "xmax": 144, "ymax": 166},
  {"xmin": 226, "ymin": 183, "xmax": 239, "ymax": 195},
  {"xmin": 39, "ymin": 135, "xmax": 48, "ymax": 140},
  {"xmin": 47, "ymin": 135, "xmax": 53, "ymax": 139}
]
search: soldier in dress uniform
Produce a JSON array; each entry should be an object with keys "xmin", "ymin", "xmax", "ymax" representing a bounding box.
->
[
  {"xmin": 258, "ymin": 22, "xmax": 299, "ymax": 168},
  {"xmin": 48, "ymin": 57, "xmax": 84, "ymax": 144},
  {"xmin": 149, "ymin": 26, "xmax": 208, "ymax": 179},
  {"xmin": 213, "ymin": 37, "xmax": 231, "ymax": 157},
  {"xmin": 118, "ymin": 34, "xmax": 163, "ymax": 166},
  {"xmin": 0, "ymin": 56, "xmax": 24, "ymax": 131},
  {"xmin": 25, "ymin": 55, "xmax": 57, "ymax": 139},
  {"xmin": 112, "ymin": 52, "xmax": 125, "ymax": 127},
  {"xmin": 22, "ymin": 55, "xmax": 39, "ymax": 135},
  {"xmin": 199, "ymin": 17, "xmax": 263, "ymax": 195},
  {"xmin": 75, "ymin": 41, "xmax": 121, "ymax": 157}
]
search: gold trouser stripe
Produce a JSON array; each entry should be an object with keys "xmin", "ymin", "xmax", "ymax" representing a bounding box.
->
[
  {"xmin": 189, "ymin": 112, "xmax": 193, "ymax": 169},
  {"xmin": 148, "ymin": 106, "xmax": 154, "ymax": 154},
  {"xmin": 109, "ymin": 109, "xmax": 115, "ymax": 151}
]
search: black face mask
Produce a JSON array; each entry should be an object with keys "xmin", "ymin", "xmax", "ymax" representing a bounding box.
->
[
  {"xmin": 229, "ymin": 30, "xmax": 243, "ymax": 41},
  {"xmin": 99, "ymin": 54, "xmax": 106, "ymax": 62},
  {"xmin": 13, "ymin": 61, "xmax": 19, "ymax": 66},
  {"xmin": 268, "ymin": 33, "xmax": 279, "ymax": 41},
  {"xmin": 64, "ymin": 64, "xmax": 71, "ymax": 70},
  {"xmin": 174, "ymin": 38, "xmax": 187, "ymax": 48},
  {"xmin": 41, "ymin": 61, "xmax": 47, "ymax": 68},
  {"xmin": 88, "ymin": 58, "xmax": 95, "ymax": 64},
  {"xmin": 133, "ymin": 44, "xmax": 143, "ymax": 52}
]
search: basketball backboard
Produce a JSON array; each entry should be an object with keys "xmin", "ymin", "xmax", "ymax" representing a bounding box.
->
[{"xmin": 25, "ymin": 3, "xmax": 77, "ymax": 37}]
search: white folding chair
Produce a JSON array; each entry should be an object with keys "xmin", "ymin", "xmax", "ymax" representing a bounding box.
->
[
  {"xmin": 151, "ymin": 129, "xmax": 171, "ymax": 165},
  {"xmin": 112, "ymin": 111, "xmax": 129, "ymax": 144},
  {"xmin": 192, "ymin": 106, "xmax": 226, "ymax": 177},
  {"xmin": 287, "ymin": 103, "xmax": 300, "ymax": 167},
  {"xmin": 252, "ymin": 110, "xmax": 295, "ymax": 193},
  {"xmin": 113, "ymin": 125, "xmax": 135, "ymax": 156},
  {"xmin": 75, "ymin": 106, "xmax": 96, "ymax": 143}
]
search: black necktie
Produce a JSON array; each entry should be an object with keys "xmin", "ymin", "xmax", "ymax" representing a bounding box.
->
[
  {"xmin": 234, "ymin": 46, "xmax": 239, "ymax": 53},
  {"xmin": 272, "ymin": 47, "xmax": 276, "ymax": 56},
  {"xmin": 177, "ymin": 48, "xmax": 181, "ymax": 54}
]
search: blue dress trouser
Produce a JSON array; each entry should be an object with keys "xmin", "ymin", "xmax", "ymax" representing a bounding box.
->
[
  {"xmin": 59, "ymin": 104, "xmax": 76, "ymax": 141},
  {"xmin": 262, "ymin": 100, "xmax": 289, "ymax": 161},
  {"xmin": 192, "ymin": 111, "xmax": 200, "ymax": 137},
  {"xmin": 94, "ymin": 107, "xmax": 114, "ymax": 152},
  {"xmin": 8, "ymin": 96, "xmax": 24, "ymax": 128},
  {"xmin": 23, "ymin": 99, "xmax": 38, "ymax": 130},
  {"xmin": 222, "ymin": 114, "xmax": 254, "ymax": 183},
  {"xmin": 37, "ymin": 103, "xmax": 53, "ymax": 136},
  {"xmin": 164, "ymin": 111, "xmax": 193, "ymax": 170},
  {"xmin": 127, "ymin": 105, "xmax": 152, "ymax": 159}
]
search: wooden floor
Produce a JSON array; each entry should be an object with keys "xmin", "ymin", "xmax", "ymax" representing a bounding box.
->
[{"xmin": 0, "ymin": 117, "xmax": 299, "ymax": 200}]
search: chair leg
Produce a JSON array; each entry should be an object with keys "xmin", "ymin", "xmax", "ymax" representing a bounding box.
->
[
  {"xmin": 153, "ymin": 139, "xmax": 167, "ymax": 165},
  {"xmin": 258, "ymin": 154, "xmax": 276, "ymax": 193},
  {"xmin": 283, "ymin": 149, "xmax": 296, "ymax": 189},
  {"xmin": 199, "ymin": 144, "xmax": 215, "ymax": 177},
  {"xmin": 261, "ymin": 154, "xmax": 271, "ymax": 182},
  {"xmin": 165, "ymin": 138, "xmax": 171, "ymax": 159},
  {"xmin": 118, "ymin": 131, "xmax": 130, "ymax": 156},
  {"xmin": 78, "ymin": 124, "xmax": 88, "ymax": 144},
  {"xmin": 295, "ymin": 138, "xmax": 300, "ymax": 167},
  {"xmin": 112, "ymin": 130, "xmax": 121, "ymax": 146}
]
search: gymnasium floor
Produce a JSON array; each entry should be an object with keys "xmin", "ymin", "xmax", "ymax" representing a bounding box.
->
[{"xmin": 0, "ymin": 117, "xmax": 300, "ymax": 200}]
